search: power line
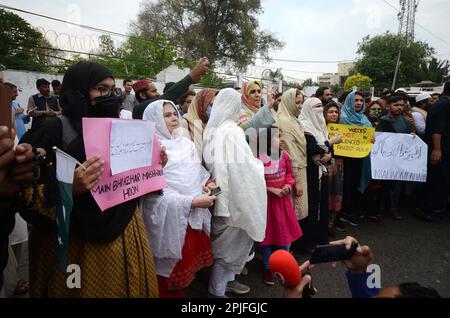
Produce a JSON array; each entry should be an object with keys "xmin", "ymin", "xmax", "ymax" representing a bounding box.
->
[
  {"xmin": 0, "ymin": 4, "xmax": 359, "ymax": 66},
  {"xmin": 0, "ymin": 4, "xmax": 135, "ymax": 41},
  {"xmin": 381, "ymin": 0, "xmax": 450, "ymax": 47},
  {"xmin": 253, "ymin": 65, "xmax": 324, "ymax": 74},
  {"xmin": 0, "ymin": 4, "xmax": 175, "ymax": 50},
  {"xmin": 256, "ymin": 57, "xmax": 354, "ymax": 64}
]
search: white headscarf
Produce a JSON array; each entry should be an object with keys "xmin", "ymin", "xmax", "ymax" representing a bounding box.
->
[
  {"xmin": 203, "ymin": 89, "xmax": 267, "ymax": 242},
  {"xmin": 299, "ymin": 97, "xmax": 329, "ymax": 145},
  {"xmin": 141, "ymin": 99, "xmax": 211, "ymax": 277}
]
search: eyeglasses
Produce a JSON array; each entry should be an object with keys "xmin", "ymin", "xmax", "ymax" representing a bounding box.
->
[{"xmin": 93, "ymin": 85, "xmax": 122, "ymax": 97}]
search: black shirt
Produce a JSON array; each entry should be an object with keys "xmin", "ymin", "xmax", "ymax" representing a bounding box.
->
[
  {"xmin": 133, "ymin": 75, "xmax": 194, "ymax": 119},
  {"xmin": 425, "ymin": 96, "xmax": 450, "ymax": 157}
]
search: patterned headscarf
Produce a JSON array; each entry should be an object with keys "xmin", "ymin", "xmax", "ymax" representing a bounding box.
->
[
  {"xmin": 195, "ymin": 88, "xmax": 219, "ymax": 124},
  {"xmin": 241, "ymin": 80, "xmax": 263, "ymax": 114}
]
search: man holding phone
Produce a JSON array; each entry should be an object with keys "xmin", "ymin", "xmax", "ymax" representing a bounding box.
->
[{"xmin": 284, "ymin": 237, "xmax": 441, "ymax": 298}]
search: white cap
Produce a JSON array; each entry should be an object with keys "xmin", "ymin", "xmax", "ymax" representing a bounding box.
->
[{"xmin": 416, "ymin": 93, "xmax": 431, "ymax": 103}]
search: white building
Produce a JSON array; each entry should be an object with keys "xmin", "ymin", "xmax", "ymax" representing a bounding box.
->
[
  {"xmin": 338, "ymin": 62, "xmax": 355, "ymax": 86},
  {"xmin": 153, "ymin": 65, "xmax": 191, "ymax": 93},
  {"xmin": 317, "ymin": 73, "xmax": 340, "ymax": 87}
]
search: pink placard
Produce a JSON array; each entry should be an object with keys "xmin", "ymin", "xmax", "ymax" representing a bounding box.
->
[{"xmin": 83, "ymin": 118, "xmax": 166, "ymax": 212}]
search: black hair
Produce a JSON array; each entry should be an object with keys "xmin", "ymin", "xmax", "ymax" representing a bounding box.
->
[
  {"xmin": 51, "ymin": 80, "xmax": 61, "ymax": 87},
  {"xmin": 316, "ymin": 87, "xmax": 330, "ymax": 98},
  {"xmin": 179, "ymin": 90, "xmax": 196, "ymax": 105},
  {"xmin": 324, "ymin": 102, "xmax": 340, "ymax": 124},
  {"xmin": 355, "ymin": 90, "xmax": 365, "ymax": 99},
  {"xmin": 135, "ymin": 91, "xmax": 143, "ymax": 103},
  {"xmin": 256, "ymin": 126, "xmax": 280, "ymax": 158},
  {"xmin": 393, "ymin": 91, "xmax": 409, "ymax": 101},
  {"xmin": 443, "ymin": 81, "xmax": 450, "ymax": 96},
  {"xmin": 36, "ymin": 78, "xmax": 50, "ymax": 89},
  {"xmin": 3, "ymin": 82, "xmax": 17, "ymax": 89},
  {"xmin": 382, "ymin": 88, "xmax": 393, "ymax": 96},
  {"xmin": 387, "ymin": 95, "xmax": 406, "ymax": 105},
  {"xmin": 163, "ymin": 82, "xmax": 175, "ymax": 94},
  {"xmin": 396, "ymin": 283, "xmax": 441, "ymax": 298},
  {"xmin": 338, "ymin": 91, "xmax": 350, "ymax": 104},
  {"xmin": 326, "ymin": 100, "xmax": 339, "ymax": 107},
  {"xmin": 275, "ymin": 91, "xmax": 283, "ymax": 100},
  {"xmin": 123, "ymin": 79, "xmax": 132, "ymax": 86}
]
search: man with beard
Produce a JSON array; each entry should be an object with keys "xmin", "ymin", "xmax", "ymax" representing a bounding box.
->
[
  {"xmin": 376, "ymin": 95, "xmax": 414, "ymax": 221},
  {"xmin": 315, "ymin": 87, "xmax": 333, "ymax": 106}
]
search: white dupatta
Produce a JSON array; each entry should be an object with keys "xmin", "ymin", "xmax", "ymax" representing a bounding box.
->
[
  {"xmin": 203, "ymin": 89, "xmax": 267, "ymax": 242},
  {"xmin": 140, "ymin": 100, "xmax": 211, "ymax": 277}
]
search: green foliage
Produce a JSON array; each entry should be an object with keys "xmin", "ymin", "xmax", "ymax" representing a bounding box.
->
[
  {"xmin": 0, "ymin": 9, "xmax": 59, "ymax": 72},
  {"xmin": 53, "ymin": 35, "xmax": 177, "ymax": 79},
  {"xmin": 134, "ymin": 0, "xmax": 284, "ymax": 69},
  {"xmin": 353, "ymin": 32, "xmax": 434, "ymax": 90},
  {"xmin": 344, "ymin": 73, "xmax": 372, "ymax": 92},
  {"xmin": 419, "ymin": 57, "xmax": 450, "ymax": 83},
  {"xmin": 330, "ymin": 84, "xmax": 341, "ymax": 95},
  {"xmin": 53, "ymin": 55, "xmax": 86, "ymax": 74},
  {"xmin": 198, "ymin": 69, "xmax": 228, "ymax": 89}
]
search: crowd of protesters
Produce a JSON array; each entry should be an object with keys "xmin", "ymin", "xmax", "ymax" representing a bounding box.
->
[{"xmin": 0, "ymin": 59, "xmax": 447, "ymax": 299}]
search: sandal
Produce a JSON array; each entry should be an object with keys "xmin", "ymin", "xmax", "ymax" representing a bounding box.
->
[{"xmin": 13, "ymin": 279, "xmax": 29, "ymax": 296}]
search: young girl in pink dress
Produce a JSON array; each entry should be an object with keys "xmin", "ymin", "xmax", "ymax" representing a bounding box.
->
[{"xmin": 258, "ymin": 126, "xmax": 303, "ymax": 286}]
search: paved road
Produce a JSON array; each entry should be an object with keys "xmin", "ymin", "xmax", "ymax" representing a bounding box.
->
[
  {"xmin": 188, "ymin": 210, "xmax": 450, "ymax": 298},
  {"xmin": 13, "ymin": 210, "xmax": 449, "ymax": 298}
]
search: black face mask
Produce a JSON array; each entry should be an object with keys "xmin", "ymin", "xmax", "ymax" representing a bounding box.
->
[{"xmin": 89, "ymin": 95, "xmax": 120, "ymax": 118}]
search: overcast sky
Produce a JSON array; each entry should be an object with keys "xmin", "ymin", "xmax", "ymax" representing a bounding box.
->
[{"xmin": 2, "ymin": 0, "xmax": 450, "ymax": 81}]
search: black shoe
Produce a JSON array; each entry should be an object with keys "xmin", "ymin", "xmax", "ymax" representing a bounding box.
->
[
  {"xmin": 391, "ymin": 210, "xmax": 403, "ymax": 221},
  {"xmin": 334, "ymin": 217, "xmax": 346, "ymax": 231},
  {"xmin": 366, "ymin": 214, "xmax": 381, "ymax": 222},
  {"xmin": 415, "ymin": 208, "xmax": 440, "ymax": 223},
  {"xmin": 340, "ymin": 214, "xmax": 359, "ymax": 227}
]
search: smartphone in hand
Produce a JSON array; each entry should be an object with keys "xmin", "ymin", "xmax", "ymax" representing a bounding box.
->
[
  {"xmin": 210, "ymin": 187, "xmax": 222, "ymax": 196},
  {"xmin": 309, "ymin": 242, "xmax": 359, "ymax": 264}
]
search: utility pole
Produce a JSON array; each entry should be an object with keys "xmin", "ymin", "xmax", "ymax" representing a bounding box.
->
[{"xmin": 392, "ymin": 0, "xmax": 419, "ymax": 90}]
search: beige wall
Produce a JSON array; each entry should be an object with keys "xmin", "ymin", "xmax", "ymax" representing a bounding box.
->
[{"xmin": 338, "ymin": 62, "xmax": 355, "ymax": 77}]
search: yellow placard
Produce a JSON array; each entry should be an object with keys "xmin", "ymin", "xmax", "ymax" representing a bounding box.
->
[{"xmin": 327, "ymin": 124, "xmax": 375, "ymax": 158}]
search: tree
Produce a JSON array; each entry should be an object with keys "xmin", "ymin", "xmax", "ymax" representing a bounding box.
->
[
  {"xmin": 54, "ymin": 34, "xmax": 178, "ymax": 79},
  {"xmin": 0, "ymin": 9, "xmax": 59, "ymax": 71},
  {"xmin": 53, "ymin": 55, "xmax": 86, "ymax": 74},
  {"xmin": 344, "ymin": 73, "xmax": 372, "ymax": 92},
  {"xmin": 133, "ymin": 0, "xmax": 284, "ymax": 69},
  {"xmin": 198, "ymin": 69, "xmax": 228, "ymax": 88},
  {"xmin": 419, "ymin": 57, "xmax": 449, "ymax": 84},
  {"xmin": 330, "ymin": 84, "xmax": 341, "ymax": 96},
  {"xmin": 120, "ymin": 35, "xmax": 177, "ymax": 79},
  {"xmin": 353, "ymin": 32, "xmax": 434, "ymax": 90}
]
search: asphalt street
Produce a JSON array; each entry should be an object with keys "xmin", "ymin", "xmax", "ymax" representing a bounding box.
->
[
  {"xmin": 12, "ymin": 209, "xmax": 449, "ymax": 298},
  {"xmin": 187, "ymin": 210, "xmax": 450, "ymax": 298}
]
